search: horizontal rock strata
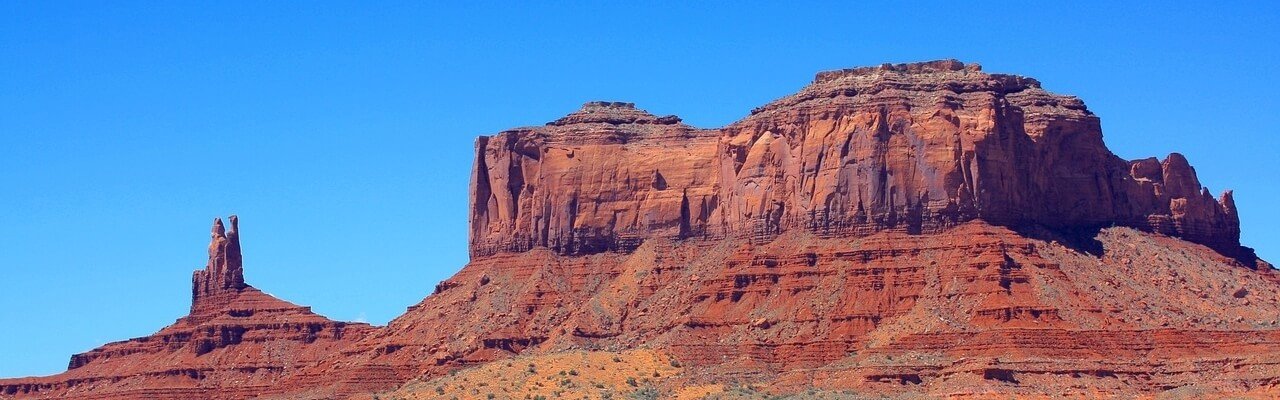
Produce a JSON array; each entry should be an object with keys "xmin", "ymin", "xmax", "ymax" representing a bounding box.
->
[
  {"xmin": 0, "ymin": 217, "xmax": 373, "ymax": 399},
  {"xmin": 470, "ymin": 60, "xmax": 1252, "ymax": 264},
  {"xmin": 3, "ymin": 60, "xmax": 1273, "ymax": 399}
]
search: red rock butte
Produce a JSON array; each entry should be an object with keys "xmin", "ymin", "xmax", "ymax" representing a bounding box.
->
[
  {"xmin": 3, "ymin": 60, "xmax": 1278, "ymax": 399},
  {"xmin": 470, "ymin": 59, "xmax": 1250, "ymax": 264}
]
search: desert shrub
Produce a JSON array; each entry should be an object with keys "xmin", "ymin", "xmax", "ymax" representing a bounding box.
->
[{"xmin": 628, "ymin": 386, "xmax": 660, "ymax": 400}]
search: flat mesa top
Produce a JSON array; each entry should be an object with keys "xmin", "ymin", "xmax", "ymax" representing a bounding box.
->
[
  {"xmin": 813, "ymin": 59, "xmax": 984, "ymax": 83},
  {"xmin": 549, "ymin": 101, "xmax": 682, "ymax": 126}
]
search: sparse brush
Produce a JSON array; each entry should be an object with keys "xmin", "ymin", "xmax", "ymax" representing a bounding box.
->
[{"xmin": 628, "ymin": 386, "xmax": 660, "ymax": 400}]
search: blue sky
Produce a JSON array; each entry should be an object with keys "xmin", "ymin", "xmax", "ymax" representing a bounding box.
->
[{"xmin": 1, "ymin": 2, "xmax": 1277, "ymax": 378}]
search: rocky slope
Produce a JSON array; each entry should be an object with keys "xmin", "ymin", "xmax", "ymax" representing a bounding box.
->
[
  {"xmin": 353, "ymin": 222, "xmax": 1280, "ymax": 399},
  {"xmin": 2, "ymin": 60, "xmax": 1276, "ymax": 399},
  {"xmin": 0, "ymin": 216, "xmax": 374, "ymax": 399}
]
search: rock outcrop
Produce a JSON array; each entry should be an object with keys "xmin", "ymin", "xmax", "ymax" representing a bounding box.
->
[
  {"xmin": 470, "ymin": 60, "xmax": 1253, "ymax": 264},
  {"xmin": 358, "ymin": 222, "xmax": 1280, "ymax": 398},
  {"xmin": 2, "ymin": 60, "xmax": 1275, "ymax": 399},
  {"xmin": 0, "ymin": 216, "xmax": 374, "ymax": 399},
  {"xmin": 191, "ymin": 215, "xmax": 247, "ymax": 314},
  {"xmin": 469, "ymin": 101, "xmax": 720, "ymax": 256}
]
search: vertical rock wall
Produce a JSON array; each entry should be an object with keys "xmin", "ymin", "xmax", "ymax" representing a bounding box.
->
[
  {"xmin": 469, "ymin": 61, "xmax": 1251, "ymax": 263},
  {"xmin": 191, "ymin": 215, "xmax": 247, "ymax": 313}
]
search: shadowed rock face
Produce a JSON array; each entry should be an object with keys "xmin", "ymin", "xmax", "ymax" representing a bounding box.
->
[{"xmin": 469, "ymin": 60, "xmax": 1251, "ymax": 264}]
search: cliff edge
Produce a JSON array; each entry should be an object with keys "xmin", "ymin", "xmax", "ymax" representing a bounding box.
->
[{"xmin": 470, "ymin": 60, "xmax": 1252, "ymax": 265}]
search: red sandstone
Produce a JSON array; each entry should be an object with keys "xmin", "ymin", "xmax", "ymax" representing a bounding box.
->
[
  {"xmin": 470, "ymin": 60, "xmax": 1250, "ymax": 263},
  {"xmin": 0, "ymin": 216, "xmax": 374, "ymax": 399},
  {"xmin": 2, "ymin": 60, "xmax": 1276, "ymax": 399}
]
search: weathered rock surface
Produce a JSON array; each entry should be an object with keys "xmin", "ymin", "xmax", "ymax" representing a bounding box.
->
[
  {"xmin": 469, "ymin": 101, "xmax": 720, "ymax": 256},
  {"xmin": 314, "ymin": 221, "xmax": 1276, "ymax": 399},
  {"xmin": 470, "ymin": 60, "xmax": 1253, "ymax": 264},
  {"xmin": 0, "ymin": 217, "xmax": 374, "ymax": 399},
  {"xmin": 191, "ymin": 215, "xmax": 247, "ymax": 314},
  {"xmin": 3, "ymin": 61, "xmax": 1276, "ymax": 399}
]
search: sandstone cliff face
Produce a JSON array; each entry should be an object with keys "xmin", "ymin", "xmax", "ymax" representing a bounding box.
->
[
  {"xmin": 0, "ymin": 217, "xmax": 374, "ymax": 399},
  {"xmin": 470, "ymin": 60, "xmax": 1251, "ymax": 263},
  {"xmin": 469, "ymin": 101, "xmax": 721, "ymax": 256},
  {"xmin": 191, "ymin": 215, "xmax": 246, "ymax": 314},
  {"xmin": 2, "ymin": 60, "xmax": 1274, "ymax": 400}
]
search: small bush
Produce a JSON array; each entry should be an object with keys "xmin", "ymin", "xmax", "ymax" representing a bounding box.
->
[{"xmin": 628, "ymin": 386, "xmax": 660, "ymax": 400}]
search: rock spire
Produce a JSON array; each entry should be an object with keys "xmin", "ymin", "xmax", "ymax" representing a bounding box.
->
[{"xmin": 191, "ymin": 215, "xmax": 247, "ymax": 311}]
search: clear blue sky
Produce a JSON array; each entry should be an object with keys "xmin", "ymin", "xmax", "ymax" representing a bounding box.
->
[{"xmin": 2, "ymin": 2, "xmax": 1277, "ymax": 378}]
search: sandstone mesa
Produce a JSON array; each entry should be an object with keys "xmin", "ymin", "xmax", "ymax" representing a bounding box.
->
[{"xmin": 3, "ymin": 60, "xmax": 1277, "ymax": 399}]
